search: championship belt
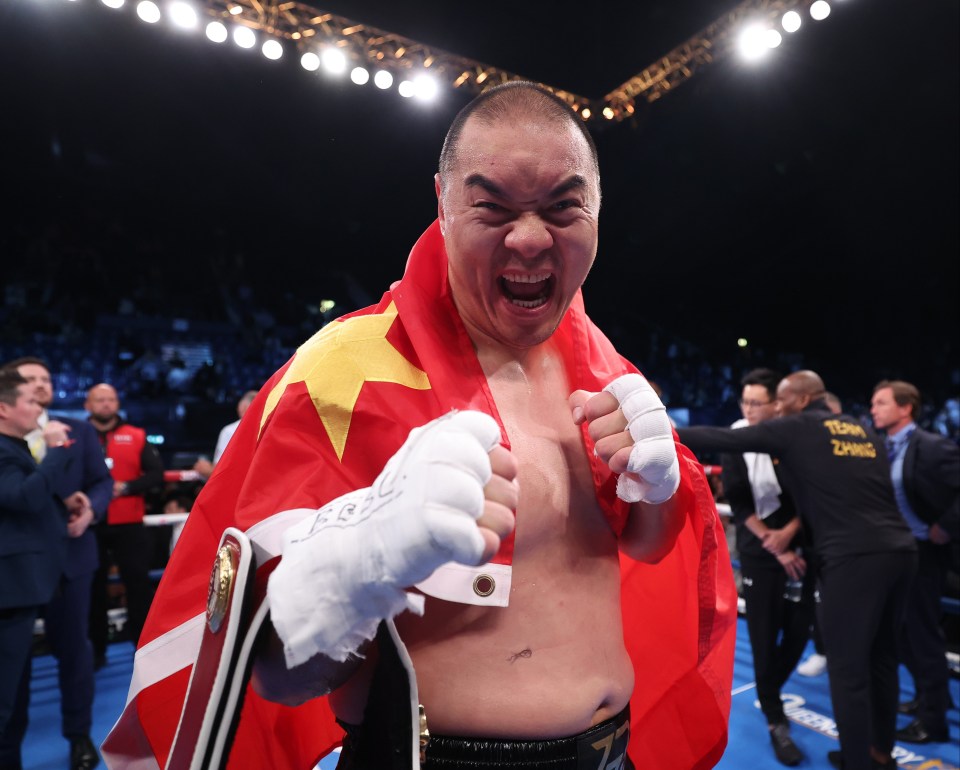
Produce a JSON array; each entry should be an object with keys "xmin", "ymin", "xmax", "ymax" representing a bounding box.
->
[{"xmin": 165, "ymin": 527, "xmax": 268, "ymax": 770}]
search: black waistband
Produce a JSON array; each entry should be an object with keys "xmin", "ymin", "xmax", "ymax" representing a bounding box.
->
[{"xmin": 424, "ymin": 706, "xmax": 631, "ymax": 770}]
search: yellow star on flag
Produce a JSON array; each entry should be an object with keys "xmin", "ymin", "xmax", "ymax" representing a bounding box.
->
[{"xmin": 259, "ymin": 302, "xmax": 430, "ymax": 460}]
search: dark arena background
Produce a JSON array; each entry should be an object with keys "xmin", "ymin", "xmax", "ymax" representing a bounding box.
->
[{"xmin": 1, "ymin": 0, "xmax": 958, "ymax": 768}]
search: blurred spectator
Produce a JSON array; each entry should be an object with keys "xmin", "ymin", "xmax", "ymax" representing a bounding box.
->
[
  {"xmin": 871, "ymin": 380, "xmax": 958, "ymax": 745},
  {"xmin": 193, "ymin": 389, "xmax": 258, "ymax": 479},
  {"xmin": 85, "ymin": 383, "xmax": 164, "ymax": 666}
]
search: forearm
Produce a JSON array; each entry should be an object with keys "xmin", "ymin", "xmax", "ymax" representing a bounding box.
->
[
  {"xmin": 251, "ymin": 619, "xmax": 367, "ymax": 707},
  {"xmin": 620, "ymin": 494, "xmax": 685, "ymax": 563}
]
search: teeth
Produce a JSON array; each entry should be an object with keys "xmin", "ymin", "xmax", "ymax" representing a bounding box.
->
[
  {"xmin": 503, "ymin": 273, "xmax": 550, "ymax": 284},
  {"xmin": 511, "ymin": 297, "xmax": 548, "ymax": 308}
]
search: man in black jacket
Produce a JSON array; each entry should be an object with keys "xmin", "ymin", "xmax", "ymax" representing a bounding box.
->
[
  {"xmin": 722, "ymin": 368, "xmax": 810, "ymax": 766},
  {"xmin": 871, "ymin": 379, "xmax": 958, "ymax": 745},
  {"xmin": 678, "ymin": 370, "xmax": 917, "ymax": 770}
]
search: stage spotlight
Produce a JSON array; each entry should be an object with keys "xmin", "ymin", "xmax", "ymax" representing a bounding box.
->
[
  {"xmin": 781, "ymin": 10, "xmax": 802, "ymax": 33},
  {"xmin": 206, "ymin": 20, "xmax": 228, "ymax": 43},
  {"xmin": 262, "ymin": 39, "xmax": 283, "ymax": 60},
  {"xmin": 373, "ymin": 70, "xmax": 393, "ymax": 90},
  {"xmin": 136, "ymin": 1, "xmax": 161, "ymax": 23},
  {"xmin": 810, "ymin": 1, "xmax": 831, "ymax": 20},
  {"xmin": 101, "ymin": 0, "xmax": 124, "ymax": 9},
  {"xmin": 738, "ymin": 23, "xmax": 771, "ymax": 61},
  {"xmin": 581, "ymin": 107, "xmax": 592, "ymax": 119},
  {"xmin": 321, "ymin": 48, "xmax": 347, "ymax": 74},
  {"xmin": 300, "ymin": 51, "xmax": 320, "ymax": 71},
  {"xmin": 350, "ymin": 66, "xmax": 369, "ymax": 85},
  {"xmin": 398, "ymin": 80, "xmax": 415, "ymax": 97},
  {"xmin": 168, "ymin": 1, "xmax": 198, "ymax": 30},
  {"xmin": 737, "ymin": 338, "xmax": 748, "ymax": 348},
  {"xmin": 765, "ymin": 29, "xmax": 783, "ymax": 49},
  {"xmin": 233, "ymin": 25, "xmax": 256, "ymax": 49},
  {"xmin": 602, "ymin": 106, "xmax": 615, "ymax": 120},
  {"xmin": 412, "ymin": 73, "xmax": 438, "ymax": 101}
]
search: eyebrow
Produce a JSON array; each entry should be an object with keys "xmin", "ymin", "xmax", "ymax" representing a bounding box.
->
[{"xmin": 464, "ymin": 173, "xmax": 587, "ymax": 200}]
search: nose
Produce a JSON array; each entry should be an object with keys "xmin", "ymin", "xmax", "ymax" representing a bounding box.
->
[{"xmin": 503, "ymin": 212, "xmax": 553, "ymax": 258}]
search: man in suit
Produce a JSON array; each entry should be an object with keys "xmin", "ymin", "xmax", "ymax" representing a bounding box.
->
[
  {"xmin": 3, "ymin": 358, "xmax": 113, "ymax": 770},
  {"xmin": 871, "ymin": 379, "xmax": 959, "ymax": 744},
  {"xmin": 0, "ymin": 369, "xmax": 72, "ymax": 770}
]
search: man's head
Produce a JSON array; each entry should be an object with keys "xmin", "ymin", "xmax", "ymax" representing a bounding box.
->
[
  {"xmin": 435, "ymin": 81, "xmax": 602, "ymax": 350},
  {"xmin": 775, "ymin": 370, "xmax": 827, "ymax": 416},
  {"xmin": 3, "ymin": 356, "xmax": 53, "ymax": 409},
  {"xmin": 739, "ymin": 368, "xmax": 781, "ymax": 426},
  {"xmin": 0, "ymin": 369, "xmax": 42, "ymax": 439},
  {"xmin": 237, "ymin": 390, "xmax": 258, "ymax": 419},
  {"xmin": 870, "ymin": 380, "xmax": 919, "ymax": 433},
  {"xmin": 86, "ymin": 383, "xmax": 121, "ymax": 428}
]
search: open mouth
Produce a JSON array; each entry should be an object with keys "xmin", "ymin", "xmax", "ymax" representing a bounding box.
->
[{"xmin": 498, "ymin": 273, "xmax": 555, "ymax": 309}]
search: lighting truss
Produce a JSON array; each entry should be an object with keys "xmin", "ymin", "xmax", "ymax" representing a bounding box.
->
[{"xmin": 194, "ymin": 0, "xmax": 832, "ymax": 124}]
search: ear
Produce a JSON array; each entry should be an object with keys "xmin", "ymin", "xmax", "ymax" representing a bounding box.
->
[{"xmin": 435, "ymin": 173, "xmax": 446, "ymax": 236}]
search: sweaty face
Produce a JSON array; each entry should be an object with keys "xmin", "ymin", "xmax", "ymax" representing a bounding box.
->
[
  {"xmin": 438, "ymin": 117, "xmax": 600, "ymax": 351},
  {"xmin": 870, "ymin": 387, "xmax": 911, "ymax": 431},
  {"xmin": 17, "ymin": 363, "xmax": 53, "ymax": 408}
]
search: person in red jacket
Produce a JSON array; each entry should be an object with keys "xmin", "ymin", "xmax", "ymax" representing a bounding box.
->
[{"xmin": 85, "ymin": 383, "xmax": 163, "ymax": 666}]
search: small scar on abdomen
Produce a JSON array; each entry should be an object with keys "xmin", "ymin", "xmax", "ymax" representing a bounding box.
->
[{"xmin": 507, "ymin": 648, "xmax": 532, "ymax": 663}]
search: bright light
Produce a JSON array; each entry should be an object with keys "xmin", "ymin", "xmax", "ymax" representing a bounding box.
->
[
  {"xmin": 206, "ymin": 20, "xmax": 228, "ymax": 43},
  {"xmin": 101, "ymin": 0, "xmax": 125, "ymax": 9},
  {"xmin": 738, "ymin": 24, "xmax": 771, "ymax": 61},
  {"xmin": 168, "ymin": 2, "xmax": 198, "ymax": 29},
  {"xmin": 300, "ymin": 51, "xmax": 320, "ymax": 71},
  {"xmin": 136, "ymin": 1, "xmax": 161, "ymax": 23},
  {"xmin": 233, "ymin": 26, "xmax": 256, "ymax": 49},
  {"xmin": 602, "ymin": 106, "xmax": 615, "ymax": 120},
  {"xmin": 398, "ymin": 80, "xmax": 415, "ymax": 97},
  {"xmin": 228, "ymin": 4, "xmax": 242, "ymax": 13},
  {"xmin": 581, "ymin": 107, "xmax": 592, "ymax": 120},
  {"xmin": 350, "ymin": 67, "xmax": 369, "ymax": 85},
  {"xmin": 737, "ymin": 338, "xmax": 749, "ymax": 348},
  {"xmin": 262, "ymin": 39, "xmax": 283, "ymax": 60},
  {"xmin": 321, "ymin": 48, "xmax": 347, "ymax": 74},
  {"xmin": 412, "ymin": 73, "xmax": 438, "ymax": 101},
  {"xmin": 373, "ymin": 70, "xmax": 393, "ymax": 90},
  {"xmin": 810, "ymin": 1, "xmax": 831, "ymax": 20},
  {"xmin": 765, "ymin": 29, "xmax": 783, "ymax": 48},
  {"xmin": 781, "ymin": 11, "xmax": 802, "ymax": 33}
]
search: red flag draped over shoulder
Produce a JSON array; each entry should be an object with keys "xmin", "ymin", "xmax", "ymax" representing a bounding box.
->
[{"xmin": 102, "ymin": 221, "xmax": 736, "ymax": 770}]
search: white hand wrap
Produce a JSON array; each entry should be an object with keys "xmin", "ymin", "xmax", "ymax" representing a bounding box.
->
[
  {"xmin": 603, "ymin": 374, "xmax": 680, "ymax": 504},
  {"xmin": 267, "ymin": 410, "xmax": 501, "ymax": 667}
]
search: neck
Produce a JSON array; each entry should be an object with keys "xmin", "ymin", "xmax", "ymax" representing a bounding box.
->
[
  {"xmin": 0, "ymin": 424, "xmax": 26, "ymax": 440},
  {"xmin": 887, "ymin": 419, "xmax": 914, "ymax": 437},
  {"xmin": 92, "ymin": 416, "xmax": 120, "ymax": 432}
]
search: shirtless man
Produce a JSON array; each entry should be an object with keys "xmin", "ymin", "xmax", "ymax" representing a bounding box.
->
[
  {"xmin": 104, "ymin": 82, "xmax": 734, "ymax": 770},
  {"xmin": 250, "ymin": 82, "xmax": 725, "ymax": 767}
]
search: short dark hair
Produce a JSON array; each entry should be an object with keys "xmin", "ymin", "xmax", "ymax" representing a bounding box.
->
[
  {"xmin": 438, "ymin": 80, "xmax": 600, "ymax": 193},
  {"xmin": 2, "ymin": 356, "xmax": 50, "ymax": 373},
  {"xmin": 740, "ymin": 368, "xmax": 783, "ymax": 400},
  {"xmin": 874, "ymin": 379, "xmax": 921, "ymax": 419},
  {"xmin": 0, "ymin": 369, "xmax": 28, "ymax": 406}
]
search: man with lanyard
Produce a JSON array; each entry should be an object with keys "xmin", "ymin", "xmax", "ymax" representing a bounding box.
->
[
  {"xmin": 678, "ymin": 370, "xmax": 917, "ymax": 770},
  {"xmin": 84, "ymin": 383, "xmax": 163, "ymax": 665},
  {"xmin": 2, "ymin": 357, "xmax": 113, "ymax": 770},
  {"xmin": 870, "ymin": 380, "xmax": 958, "ymax": 745}
]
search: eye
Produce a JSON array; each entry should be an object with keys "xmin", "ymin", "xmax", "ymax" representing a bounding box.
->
[{"xmin": 475, "ymin": 201, "xmax": 504, "ymax": 211}]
